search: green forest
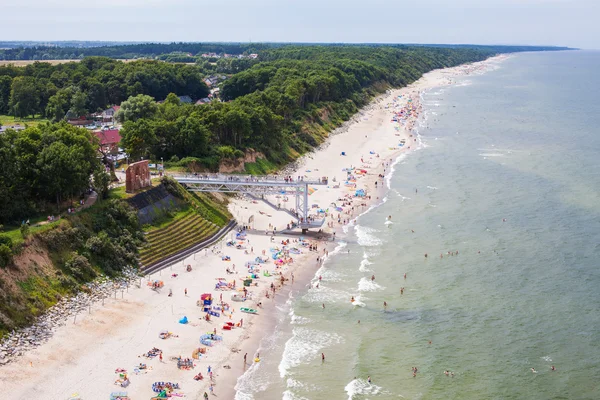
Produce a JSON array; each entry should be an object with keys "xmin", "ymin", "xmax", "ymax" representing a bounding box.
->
[
  {"xmin": 0, "ymin": 58, "xmax": 210, "ymax": 119},
  {"xmin": 0, "ymin": 42, "xmax": 271, "ymax": 61},
  {"xmin": 0, "ymin": 42, "xmax": 571, "ymax": 61},
  {"xmin": 119, "ymin": 46, "xmax": 496, "ymax": 166},
  {"xmin": 0, "ymin": 44, "xmax": 568, "ymax": 227},
  {"xmin": 0, "ymin": 123, "xmax": 108, "ymax": 224}
]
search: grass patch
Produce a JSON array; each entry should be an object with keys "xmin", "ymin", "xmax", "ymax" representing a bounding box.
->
[
  {"xmin": 2, "ymin": 219, "xmax": 65, "ymax": 245},
  {"xmin": 139, "ymin": 212, "xmax": 219, "ymax": 266},
  {"xmin": 107, "ymin": 178, "xmax": 163, "ymax": 200},
  {"xmin": 244, "ymin": 158, "xmax": 278, "ymax": 175},
  {"xmin": 0, "ymin": 114, "xmax": 49, "ymax": 128},
  {"xmin": 143, "ymin": 206, "xmax": 192, "ymax": 232}
]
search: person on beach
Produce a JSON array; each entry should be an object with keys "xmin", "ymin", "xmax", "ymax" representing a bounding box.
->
[
  {"xmin": 322, "ymin": 303, "xmax": 325, "ymax": 309},
  {"xmin": 531, "ymin": 368, "xmax": 537, "ymax": 373},
  {"xmin": 351, "ymin": 296, "xmax": 355, "ymax": 303},
  {"xmin": 322, "ymin": 353, "xmax": 325, "ymax": 362},
  {"xmin": 159, "ymin": 351, "xmax": 163, "ymax": 362},
  {"xmin": 400, "ymin": 287, "xmax": 404, "ymax": 295},
  {"xmin": 204, "ymin": 392, "xmax": 209, "ymax": 400},
  {"xmin": 404, "ymin": 273, "xmax": 407, "ymax": 279},
  {"xmin": 367, "ymin": 376, "xmax": 372, "ymax": 383},
  {"xmin": 244, "ymin": 353, "xmax": 247, "ymax": 364},
  {"xmin": 384, "ymin": 301, "xmax": 387, "ymax": 309},
  {"xmin": 371, "ymin": 274, "xmax": 375, "ymax": 281},
  {"xmin": 551, "ymin": 366, "xmax": 556, "ymax": 371},
  {"xmin": 184, "ymin": 288, "xmax": 187, "ymax": 296}
]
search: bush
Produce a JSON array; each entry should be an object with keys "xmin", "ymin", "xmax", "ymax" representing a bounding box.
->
[
  {"xmin": 20, "ymin": 224, "xmax": 30, "ymax": 239},
  {"xmin": 169, "ymin": 155, "xmax": 180, "ymax": 163},
  {"xmin": 64, "ymin": 252, "xmax": 95, "ymax": 280},
  {"xmin": 0, "ymin": 235, "xmax": 12, "ymax": 248},
  {"xmin": 0, "ymin": 244, "xmax": 12, "ymax": 268}
]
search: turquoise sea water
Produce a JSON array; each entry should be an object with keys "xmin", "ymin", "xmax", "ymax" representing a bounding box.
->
[{"xmin": 235, "ymin": 51, "xmax": 600, "ymax": 400}]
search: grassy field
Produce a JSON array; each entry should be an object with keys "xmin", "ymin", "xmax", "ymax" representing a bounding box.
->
[
  {"xmin": 139, "ymin": 210, "xmax": 219, "ymax": 267},
  {"xmin": 0, "ymin": 59, "xmax": 151, "ymax": 67},
  {"xmin": 1, "ymin": 218, "xmax": 65, "ymax": 246},
  {"xmin": 107, "ymin": 178, "xmax": 163, "ymax": 200},
  {"xmin": 0, "ymin": 114, "xmax": 49, "ymax": 128},
  {"xmin": 0, "ymin": 60, "xmax": 81, "ymax": 67}
]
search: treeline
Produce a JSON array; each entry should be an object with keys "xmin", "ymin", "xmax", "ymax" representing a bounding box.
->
[
  {"xmin": 0, "ymin": 57, "xmax": 209, "ymax": 119},
  {"xmin": 120, "ymin": 46, "xmax": 495, "ymax": 168},
  {"xmin": 0, "ymin": 123, "xmax": 108, "ymax": 224},
  {"xmin": 0, "ymin": 42, "xmax": 271, "ymax": 61},
  {"xmin": 0, "ymin": 42, "xmax": 572, "ymax": 61}
]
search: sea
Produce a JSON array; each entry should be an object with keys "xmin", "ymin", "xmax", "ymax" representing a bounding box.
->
[{"xmin": 234, "ymin": 50, "xmax": 600, "ymax": 400}]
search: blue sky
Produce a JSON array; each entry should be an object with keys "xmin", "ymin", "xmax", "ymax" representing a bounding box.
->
[{"xmin": 3, "ymin": 0, "xmax": 598, "ymax": 48}]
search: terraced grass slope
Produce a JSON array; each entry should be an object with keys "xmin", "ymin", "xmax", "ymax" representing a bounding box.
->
[{"xmin": 139, "ymin": 211, "xmax": 219, "ymax": 267}]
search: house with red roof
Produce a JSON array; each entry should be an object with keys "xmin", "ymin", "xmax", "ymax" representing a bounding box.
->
[
  {"xmin": 93, "ymin": 129, "xmax": 121, "ymax": 154},
  {"xmin": 102, "ymin": 105, "xmax": 121, "ymax": 124}
]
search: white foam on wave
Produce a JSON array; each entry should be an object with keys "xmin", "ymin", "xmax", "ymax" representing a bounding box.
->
[
  {"xmin": 278, "ymin": 327, "xmax": 343, "ymax": 378},
  {"xmin": 282, "ymin": 390, "xmax": 310, "ymax": 400},
  {"xmin": 359, "ymin": 251, "xmax": 373, "ymax": 272},
  {"xmin": 235, "ymin": 343, "xmax": 274, "ymax": 399},
  {"xmin": 323, "ymin": 241, "xmax": 347, "ymax": 262},
  {"xmin": 541, "ymin": 356, "xmax": 552, "ymax": 362},
  {"xmin": 479, "ymin": 153, "xmax": 505, "ymax": 157},
  {"xmin": 354, "ymin": 225, "xmax": 382, "ymax": 247},
  {"xmin": 289, "ymin": 308, "xmax": 310, "ymax": 325},
  {"xmin": 358, "ymin": 277, "xmax": 385, "ymax": 292},
  {"xmin": 234, "ymin": 391, "xmax": 254, "ymax": 400},
  {"xmin": 352, "ymin": 294, "xmax": 367, "ymax": 307},
  {"xmin": 344, "ymin": 378, "xmax": 383, "ymax": 400},
  {"xmin": 386, "ymin": 153, "xmax": 407, "ymax": 189},
  {"xmin": 426, "ymin": 186, "xmax": 438, "ymax": 190},
  {"xmin": 303, "ymin": 285, "xmax": 352, "ymax": 304}
]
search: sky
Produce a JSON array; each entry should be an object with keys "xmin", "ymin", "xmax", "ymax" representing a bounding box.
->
[{"xmin": 1, "ymin": 0, "xmax": 598, "ymax": 49}]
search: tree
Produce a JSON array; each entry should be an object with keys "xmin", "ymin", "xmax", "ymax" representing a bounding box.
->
[
  {"xmin": 35, "ymin": 124, "xmax": 99, "ymax": 208},
  {"xmin": 0, "ymin": 76, "xmax": 12, "ymax": 114},
  {"xmin": 45, "ymin": 88, "xmax": 73, "ymax": 122},
  {"xmin": 92, "ymin": 166, "xmax": 111, "ymax": 200},
  {"xmin": 70, "ymin": 90, "xmax": 88, "ymax": 117},
  {"xmin": 120, "ymin": 119, "xmax": 157, "ymax": 159},
  {"xmin": 116, "ymin": 94, "xmax": 158, "ymax": 123},
  {"xmin": 9, "ymin": 76, "xmax": 40, "ymax": 117}
]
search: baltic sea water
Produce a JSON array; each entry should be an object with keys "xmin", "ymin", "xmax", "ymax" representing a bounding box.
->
[{"xmin": 236, "ymin": 50, "xmax": 600, "ymax": 400}]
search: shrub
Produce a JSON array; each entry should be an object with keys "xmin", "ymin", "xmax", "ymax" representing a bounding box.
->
[
  {"xmin": 64, "ymin": 252, "xmax": 95, "ymax": 280},
  {"xmin": 0, "ymin": 235, "xmax": 12, "ymax": 248},
  {"xmin": 0, "ymin": 244, "xmax": 12, "ymax": 268},
  {"xmin": 20, "ymin": 224, "xmax": 30, "ymax": 239}
]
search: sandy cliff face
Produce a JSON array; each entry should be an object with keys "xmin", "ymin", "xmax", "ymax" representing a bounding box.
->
[{"xmin": 218, "ymin": 149, "xmax": 265, "ymax": 173}]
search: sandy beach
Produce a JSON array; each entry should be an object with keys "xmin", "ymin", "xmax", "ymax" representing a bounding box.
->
[{"xmin": 0, "ymin": 55, "xmax": 506, "ymax": 400}]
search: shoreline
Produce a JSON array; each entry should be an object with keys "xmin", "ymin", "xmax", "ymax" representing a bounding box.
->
[
  {"xmin": 230, "ymin": 54, "xmax": 510, "ymax": 399},
  {"xmin": 0, "ymin": 55, "xmax": 508, "ymax": 400}
]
